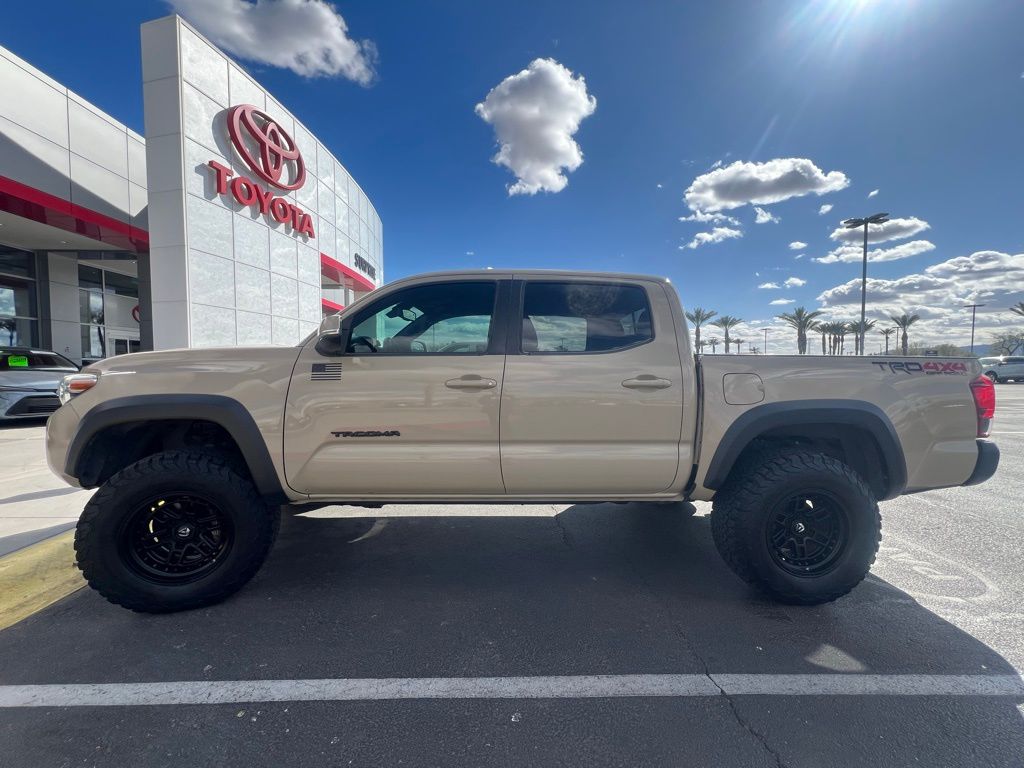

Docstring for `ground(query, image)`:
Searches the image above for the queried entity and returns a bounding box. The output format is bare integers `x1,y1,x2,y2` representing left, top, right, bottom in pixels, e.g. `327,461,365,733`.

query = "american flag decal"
311,362,343,381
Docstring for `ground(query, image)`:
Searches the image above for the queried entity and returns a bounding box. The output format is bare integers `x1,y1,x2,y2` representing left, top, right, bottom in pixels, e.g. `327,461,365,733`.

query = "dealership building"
0,14,382,363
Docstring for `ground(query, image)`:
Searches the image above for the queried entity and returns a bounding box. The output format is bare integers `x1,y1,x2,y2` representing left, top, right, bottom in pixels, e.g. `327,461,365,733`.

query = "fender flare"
65,394,286,501
702,399,907,500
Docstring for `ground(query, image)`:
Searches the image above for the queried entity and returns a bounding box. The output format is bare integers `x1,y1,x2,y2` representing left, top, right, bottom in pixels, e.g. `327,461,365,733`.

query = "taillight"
969,374,995,438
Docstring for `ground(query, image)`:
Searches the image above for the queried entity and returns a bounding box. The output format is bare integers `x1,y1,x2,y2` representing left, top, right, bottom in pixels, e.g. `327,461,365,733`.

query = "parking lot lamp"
843,212,890,355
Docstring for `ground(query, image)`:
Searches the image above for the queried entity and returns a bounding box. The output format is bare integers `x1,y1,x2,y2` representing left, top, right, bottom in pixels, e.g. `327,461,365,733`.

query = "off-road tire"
75,451,279,613
710,449,881,605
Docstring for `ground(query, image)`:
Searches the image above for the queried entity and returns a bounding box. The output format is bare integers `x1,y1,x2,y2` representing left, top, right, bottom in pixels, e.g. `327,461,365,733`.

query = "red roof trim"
0,174,149,253
319,252,375,292
321,297,345,311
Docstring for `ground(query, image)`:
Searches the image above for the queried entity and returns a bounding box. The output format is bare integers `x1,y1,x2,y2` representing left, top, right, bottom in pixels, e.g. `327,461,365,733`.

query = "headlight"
58,373,99,404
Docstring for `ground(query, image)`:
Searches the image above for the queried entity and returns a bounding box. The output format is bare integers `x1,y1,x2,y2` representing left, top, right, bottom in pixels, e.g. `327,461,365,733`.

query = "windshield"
0,350,77,371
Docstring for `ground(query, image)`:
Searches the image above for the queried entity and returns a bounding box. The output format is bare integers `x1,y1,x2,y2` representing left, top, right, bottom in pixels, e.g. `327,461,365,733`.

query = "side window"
346,281,496,354
521,282,653,354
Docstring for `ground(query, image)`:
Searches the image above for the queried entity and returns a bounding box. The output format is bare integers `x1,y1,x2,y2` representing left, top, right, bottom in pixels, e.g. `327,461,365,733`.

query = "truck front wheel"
710,450,880,605
75,451,279,613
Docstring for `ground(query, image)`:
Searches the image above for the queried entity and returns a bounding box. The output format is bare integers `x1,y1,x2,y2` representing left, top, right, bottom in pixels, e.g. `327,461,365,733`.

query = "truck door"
284,279,509,497
499,278,684,495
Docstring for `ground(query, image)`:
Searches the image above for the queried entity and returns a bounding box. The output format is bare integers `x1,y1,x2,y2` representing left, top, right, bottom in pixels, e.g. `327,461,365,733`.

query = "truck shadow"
0,502,1021,765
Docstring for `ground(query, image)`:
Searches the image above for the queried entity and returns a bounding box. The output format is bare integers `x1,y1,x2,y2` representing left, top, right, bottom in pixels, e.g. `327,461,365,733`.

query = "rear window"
522,281,653,354
0,351,77,371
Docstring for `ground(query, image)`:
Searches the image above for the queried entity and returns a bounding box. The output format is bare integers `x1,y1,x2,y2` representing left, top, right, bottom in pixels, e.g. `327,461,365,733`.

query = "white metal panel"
191,302,236,347
234,262,271,314
179,26,229,106
68,97,129,178
233,214,270,268
0,115,72,199
69,153,130,222
236,310,272,345
188,250,235,309
186,194,232,256
0,53,69,147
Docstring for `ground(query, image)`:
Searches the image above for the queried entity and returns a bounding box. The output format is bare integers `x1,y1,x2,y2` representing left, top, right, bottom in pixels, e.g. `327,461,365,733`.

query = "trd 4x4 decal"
872,360,969,376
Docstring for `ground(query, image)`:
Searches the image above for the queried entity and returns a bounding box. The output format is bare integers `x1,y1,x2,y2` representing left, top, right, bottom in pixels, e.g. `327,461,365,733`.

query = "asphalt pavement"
1,386,1023,766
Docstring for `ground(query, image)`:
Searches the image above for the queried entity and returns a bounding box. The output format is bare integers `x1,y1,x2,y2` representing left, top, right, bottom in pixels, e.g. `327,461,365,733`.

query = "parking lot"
0,386,1022,767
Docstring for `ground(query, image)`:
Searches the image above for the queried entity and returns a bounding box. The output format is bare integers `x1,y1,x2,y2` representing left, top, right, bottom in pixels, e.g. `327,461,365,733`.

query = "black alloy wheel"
766,491,849,577
121,493,233,583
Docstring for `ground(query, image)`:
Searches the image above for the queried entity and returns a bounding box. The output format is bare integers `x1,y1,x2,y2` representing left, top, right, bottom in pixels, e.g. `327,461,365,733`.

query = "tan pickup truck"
46,270,999,612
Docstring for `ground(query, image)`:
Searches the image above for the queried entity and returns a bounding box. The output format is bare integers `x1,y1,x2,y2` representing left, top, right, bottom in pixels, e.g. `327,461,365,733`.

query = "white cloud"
679,210,741,226
682,226,743,250
868,189,879,198
466,251,475,256
830,216,930,245
789,241,807,250
683,157,849,212
819,203,833,215
784,277,807,288
758,281,781,289
770,298,795,305
816,250,1024,346
169,0,377,82
656,183,663,189
794,253,805,260
475,58,597,195
814,239,936,264
754,206,780,224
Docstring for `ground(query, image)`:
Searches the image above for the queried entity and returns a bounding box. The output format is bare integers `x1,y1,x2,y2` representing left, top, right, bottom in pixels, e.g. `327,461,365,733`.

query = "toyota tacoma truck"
45,270,1000,612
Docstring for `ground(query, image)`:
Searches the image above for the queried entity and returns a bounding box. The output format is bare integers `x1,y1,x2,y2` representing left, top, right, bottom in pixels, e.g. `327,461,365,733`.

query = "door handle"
445,375,498,390
622,375,672,390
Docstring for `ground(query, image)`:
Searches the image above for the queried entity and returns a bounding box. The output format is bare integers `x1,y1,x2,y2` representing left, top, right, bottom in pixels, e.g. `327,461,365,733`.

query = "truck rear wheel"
75,451,279,613
710,450,880,605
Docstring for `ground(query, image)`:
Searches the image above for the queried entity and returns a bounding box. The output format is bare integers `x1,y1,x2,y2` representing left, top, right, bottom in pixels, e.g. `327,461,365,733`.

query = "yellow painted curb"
0,531,84,631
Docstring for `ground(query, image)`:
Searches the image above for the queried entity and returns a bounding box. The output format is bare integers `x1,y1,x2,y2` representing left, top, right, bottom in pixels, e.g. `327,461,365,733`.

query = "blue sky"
3,0,1022,351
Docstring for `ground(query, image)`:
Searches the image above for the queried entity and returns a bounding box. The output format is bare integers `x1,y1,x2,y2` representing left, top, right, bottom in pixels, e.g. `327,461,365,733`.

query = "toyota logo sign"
226,104,306,191
207,104,316,238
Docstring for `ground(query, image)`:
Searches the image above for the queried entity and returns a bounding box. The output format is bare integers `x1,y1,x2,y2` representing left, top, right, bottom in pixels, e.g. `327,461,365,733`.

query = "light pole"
761,327,769,354
963,303,985,354
843,212,890,356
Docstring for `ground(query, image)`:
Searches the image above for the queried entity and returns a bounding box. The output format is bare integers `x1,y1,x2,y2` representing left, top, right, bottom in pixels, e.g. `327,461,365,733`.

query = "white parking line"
1,674,1023,708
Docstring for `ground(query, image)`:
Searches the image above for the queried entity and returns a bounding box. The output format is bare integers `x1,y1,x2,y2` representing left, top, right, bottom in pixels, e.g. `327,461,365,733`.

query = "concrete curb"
0,530,84,631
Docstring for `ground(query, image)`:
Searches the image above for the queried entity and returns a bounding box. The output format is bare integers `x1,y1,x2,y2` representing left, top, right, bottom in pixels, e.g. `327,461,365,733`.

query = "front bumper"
0,389,61,419
963,439,999,486
45,402,84,488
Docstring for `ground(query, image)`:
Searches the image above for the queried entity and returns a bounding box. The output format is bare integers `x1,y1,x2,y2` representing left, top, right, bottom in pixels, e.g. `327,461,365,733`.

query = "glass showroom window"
0,248,38,347
78,264,140,360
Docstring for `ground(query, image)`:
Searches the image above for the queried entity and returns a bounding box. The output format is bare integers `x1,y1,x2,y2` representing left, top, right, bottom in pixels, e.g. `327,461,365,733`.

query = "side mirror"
318,314,341,336
314,314,350,356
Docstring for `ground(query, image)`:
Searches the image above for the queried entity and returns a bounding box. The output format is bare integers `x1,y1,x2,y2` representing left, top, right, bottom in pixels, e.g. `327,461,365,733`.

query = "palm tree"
712,315,742,353
707,336,721,353
839,322,855,355
1010,302,1024,318
696,339,708,354
750,345,760,355
850,319,877,355
891,312,921,355
776,307,824,355
879,327,896,354
733,338,744,354
685,307,718,352
821,326,827,355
